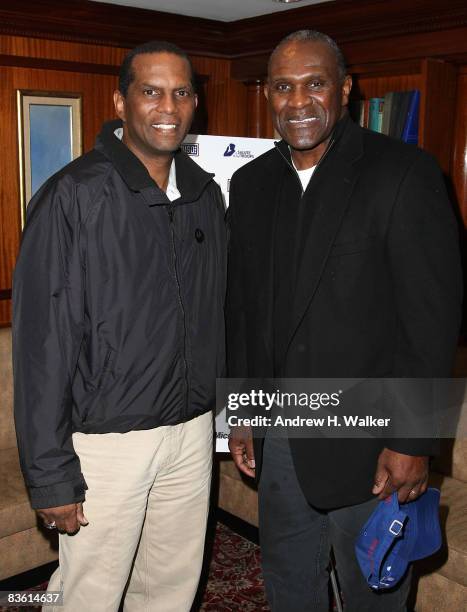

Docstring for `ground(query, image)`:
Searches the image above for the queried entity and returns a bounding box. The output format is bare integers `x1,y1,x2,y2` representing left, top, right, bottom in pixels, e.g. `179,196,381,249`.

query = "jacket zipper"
167,204,189,419
275,137,336,198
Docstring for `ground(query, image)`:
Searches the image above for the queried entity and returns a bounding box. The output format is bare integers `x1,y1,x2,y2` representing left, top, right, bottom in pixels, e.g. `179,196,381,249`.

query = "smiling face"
265,40,352,168
114,51,197,163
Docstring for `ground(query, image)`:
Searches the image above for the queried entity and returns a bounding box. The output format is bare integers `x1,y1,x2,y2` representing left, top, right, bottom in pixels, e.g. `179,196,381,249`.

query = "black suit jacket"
226,116,463,509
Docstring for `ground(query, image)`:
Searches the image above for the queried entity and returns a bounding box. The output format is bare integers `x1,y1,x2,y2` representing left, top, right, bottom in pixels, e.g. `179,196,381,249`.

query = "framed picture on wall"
17,90,82,227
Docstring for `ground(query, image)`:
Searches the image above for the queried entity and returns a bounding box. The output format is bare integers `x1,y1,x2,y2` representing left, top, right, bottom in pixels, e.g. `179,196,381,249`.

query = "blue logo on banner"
224,143,236,157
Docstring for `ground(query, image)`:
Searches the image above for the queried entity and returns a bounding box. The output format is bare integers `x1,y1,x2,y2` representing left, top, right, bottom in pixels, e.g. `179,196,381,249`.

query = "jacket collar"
273,113,363,169
94,119,214,203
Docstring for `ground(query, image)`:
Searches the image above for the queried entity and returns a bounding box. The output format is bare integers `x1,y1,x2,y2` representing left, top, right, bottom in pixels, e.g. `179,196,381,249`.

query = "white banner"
182,133,275,208
182,134,276,451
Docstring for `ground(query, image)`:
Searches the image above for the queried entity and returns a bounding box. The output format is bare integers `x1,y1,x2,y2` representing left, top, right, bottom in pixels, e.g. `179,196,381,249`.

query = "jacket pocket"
329,236,375,257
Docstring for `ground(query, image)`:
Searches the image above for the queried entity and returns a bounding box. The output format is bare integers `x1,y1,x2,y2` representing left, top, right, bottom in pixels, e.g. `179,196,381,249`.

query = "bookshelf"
345,58,457,174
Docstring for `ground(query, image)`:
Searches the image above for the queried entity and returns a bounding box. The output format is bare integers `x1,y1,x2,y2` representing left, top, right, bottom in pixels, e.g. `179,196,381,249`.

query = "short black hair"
269,30,347,82
119,40,195,97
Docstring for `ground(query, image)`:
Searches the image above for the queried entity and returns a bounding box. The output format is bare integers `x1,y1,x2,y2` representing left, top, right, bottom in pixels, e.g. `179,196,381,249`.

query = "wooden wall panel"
0,64,118,324
419,59,458,174
350,74,422,101
227,0,467,60
2,0,466,61
192,55,243,136
0,34,126,66
245,81,274,139
224,78,249,137
342,28,467,68
0,66,18,297
246,82,263,138
0,300,11,328
0,0,227,56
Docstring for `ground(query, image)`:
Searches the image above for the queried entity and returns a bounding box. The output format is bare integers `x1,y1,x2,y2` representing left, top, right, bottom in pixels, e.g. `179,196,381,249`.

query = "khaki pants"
46,411,213,612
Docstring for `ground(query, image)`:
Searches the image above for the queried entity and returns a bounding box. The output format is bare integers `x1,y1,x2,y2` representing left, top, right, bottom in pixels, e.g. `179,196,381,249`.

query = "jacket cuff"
29,474,88,510
385,438,440,457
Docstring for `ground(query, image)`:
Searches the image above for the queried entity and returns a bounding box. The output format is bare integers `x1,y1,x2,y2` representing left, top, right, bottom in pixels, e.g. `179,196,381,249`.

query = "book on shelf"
369,97,384,133
381,92,394,135
348,99,370,130
388,91,403,137
348,90,420,144
401,90,420,145
391,91,413,140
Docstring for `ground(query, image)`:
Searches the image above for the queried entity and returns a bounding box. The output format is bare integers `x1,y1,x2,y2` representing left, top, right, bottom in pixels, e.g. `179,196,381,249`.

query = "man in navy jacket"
14,41,226,612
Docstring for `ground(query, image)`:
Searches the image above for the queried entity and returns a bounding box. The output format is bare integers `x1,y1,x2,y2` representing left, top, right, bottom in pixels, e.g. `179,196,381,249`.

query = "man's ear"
194,93,198,109
341,75,352,107
264,84,269,102
113,90,126,122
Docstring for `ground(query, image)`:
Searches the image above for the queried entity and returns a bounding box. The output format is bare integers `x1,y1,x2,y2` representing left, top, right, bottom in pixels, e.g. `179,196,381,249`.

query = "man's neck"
144,156,173,192
122,137,173,192
290,137,329,171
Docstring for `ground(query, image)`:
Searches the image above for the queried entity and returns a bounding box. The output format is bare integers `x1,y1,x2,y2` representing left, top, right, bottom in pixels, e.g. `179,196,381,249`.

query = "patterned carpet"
199,522,270,611
0,521,270,612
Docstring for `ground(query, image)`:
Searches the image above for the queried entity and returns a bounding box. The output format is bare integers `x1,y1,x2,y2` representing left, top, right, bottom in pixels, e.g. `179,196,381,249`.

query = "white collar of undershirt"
291,157,316,192
289,148,316,191
165,159,180,202
114,127,181,201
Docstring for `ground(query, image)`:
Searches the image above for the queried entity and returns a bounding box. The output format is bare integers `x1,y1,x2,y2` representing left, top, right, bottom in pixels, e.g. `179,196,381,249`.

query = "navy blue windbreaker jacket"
13,120,227,509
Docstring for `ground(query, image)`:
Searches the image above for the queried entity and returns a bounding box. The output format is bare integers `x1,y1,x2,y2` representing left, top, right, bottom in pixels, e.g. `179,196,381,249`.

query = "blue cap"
355,488,442,590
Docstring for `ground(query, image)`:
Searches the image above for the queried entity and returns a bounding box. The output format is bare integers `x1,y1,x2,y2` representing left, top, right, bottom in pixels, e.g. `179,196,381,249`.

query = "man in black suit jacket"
226,30,462,611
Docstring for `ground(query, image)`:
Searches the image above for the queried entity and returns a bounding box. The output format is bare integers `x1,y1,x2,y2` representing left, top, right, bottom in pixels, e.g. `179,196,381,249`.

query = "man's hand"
228,425,256,478
372,448,429,503
37,502,89,535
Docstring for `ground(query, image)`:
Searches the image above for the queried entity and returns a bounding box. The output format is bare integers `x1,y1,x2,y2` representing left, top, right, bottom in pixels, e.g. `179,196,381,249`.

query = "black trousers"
258,431,412,612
